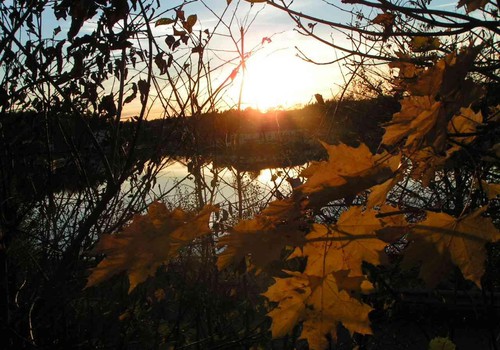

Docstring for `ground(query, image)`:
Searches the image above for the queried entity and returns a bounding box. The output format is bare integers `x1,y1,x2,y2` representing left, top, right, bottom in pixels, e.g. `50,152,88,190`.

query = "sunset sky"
139,0,355,115
189,1,349,111
13,0,463,116
146,0,460,113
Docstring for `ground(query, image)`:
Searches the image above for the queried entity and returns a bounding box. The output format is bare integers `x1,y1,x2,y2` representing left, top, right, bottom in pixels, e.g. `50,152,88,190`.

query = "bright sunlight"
234,52,326,111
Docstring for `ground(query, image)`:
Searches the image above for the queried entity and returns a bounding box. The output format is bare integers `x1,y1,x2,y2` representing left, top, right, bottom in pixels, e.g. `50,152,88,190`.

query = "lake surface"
149,159,308,216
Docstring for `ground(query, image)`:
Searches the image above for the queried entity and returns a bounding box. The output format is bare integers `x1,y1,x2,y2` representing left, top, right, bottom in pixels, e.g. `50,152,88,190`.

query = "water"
149,159,307,217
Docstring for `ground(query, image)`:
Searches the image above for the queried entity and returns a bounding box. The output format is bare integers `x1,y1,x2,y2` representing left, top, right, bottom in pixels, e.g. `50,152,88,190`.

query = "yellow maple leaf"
398,107,481,186
447,106,482,154
408,59,446,97
263,272,372,349
408,52,456,97
298,142,400,209
264,272,311,338
382,96,443,151
217,199,305,270
86,202,216,292
366,177,399,209
389,60,419,79
408,47,482,102
403,207,500,288
389,51,426,84
331,269,374,293
386,55,484,155
295,207,389,277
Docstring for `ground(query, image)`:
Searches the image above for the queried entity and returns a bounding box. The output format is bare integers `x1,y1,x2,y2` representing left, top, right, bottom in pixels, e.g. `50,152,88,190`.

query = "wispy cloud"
432,2,457,8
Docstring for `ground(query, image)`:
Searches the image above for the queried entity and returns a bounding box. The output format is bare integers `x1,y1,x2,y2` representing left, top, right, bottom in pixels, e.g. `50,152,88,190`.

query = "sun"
222,44,341,111
238,53,313,111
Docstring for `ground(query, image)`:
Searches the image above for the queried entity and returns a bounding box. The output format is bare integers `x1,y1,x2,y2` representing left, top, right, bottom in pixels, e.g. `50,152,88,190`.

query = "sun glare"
257,168,273,185
239,54,313,111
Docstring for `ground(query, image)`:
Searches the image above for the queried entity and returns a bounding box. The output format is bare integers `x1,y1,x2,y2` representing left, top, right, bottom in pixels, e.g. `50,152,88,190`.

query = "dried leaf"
372,13,395,26
154,53,168,75
263,272,372,349
315,93,325,105
382,96,443,151
217,199,305,270
98,93,117,117
298,142,400,209
183,14,197,33
176,9,185,21
155,18,175,26
123,82,137,105
403,207,500,288
86,202,216,292
366,177,397,209
457,0,489,12
299,207,389,277
410,36,441,52
447,107,482,152
173,28,186,37
138,79,149,104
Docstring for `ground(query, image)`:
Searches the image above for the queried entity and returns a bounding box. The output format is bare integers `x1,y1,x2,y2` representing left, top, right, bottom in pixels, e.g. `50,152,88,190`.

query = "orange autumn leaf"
301,274,372,350
447,106,482,154
331,269,374,294
407,47,481,100
403,207,500,288
86,202,216,292
365,177,399,209
263,271,372,349
407,52,455,98
217,199,305,270
292,207,390,278
298,142,400,209
389,60,419,79
382,96,443,151
263,272,311,338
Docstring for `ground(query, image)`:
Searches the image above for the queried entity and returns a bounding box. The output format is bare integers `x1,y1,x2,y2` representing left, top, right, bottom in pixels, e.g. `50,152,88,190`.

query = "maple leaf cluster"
212,44,499,348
